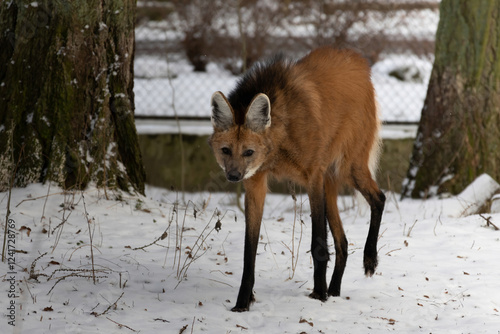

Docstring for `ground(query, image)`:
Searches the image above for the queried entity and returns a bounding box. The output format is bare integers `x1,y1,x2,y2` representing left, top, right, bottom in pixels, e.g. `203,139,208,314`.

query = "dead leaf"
43,306,53,312
299,318,314,327
20,226,31,236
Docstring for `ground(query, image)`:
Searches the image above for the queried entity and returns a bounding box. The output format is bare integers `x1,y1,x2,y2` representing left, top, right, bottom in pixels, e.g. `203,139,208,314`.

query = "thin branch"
133,230,168,250
94,292,125,317
82,193,96,284
479,213,499,230
15,191,67,208
30,252,48,281
106,317,139,332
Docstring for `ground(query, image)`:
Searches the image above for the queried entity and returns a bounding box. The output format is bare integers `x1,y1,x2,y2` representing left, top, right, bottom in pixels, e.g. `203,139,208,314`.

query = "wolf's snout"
226,170,242,182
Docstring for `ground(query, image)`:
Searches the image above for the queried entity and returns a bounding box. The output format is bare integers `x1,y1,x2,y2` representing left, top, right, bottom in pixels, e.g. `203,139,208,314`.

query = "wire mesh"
134,0,440,124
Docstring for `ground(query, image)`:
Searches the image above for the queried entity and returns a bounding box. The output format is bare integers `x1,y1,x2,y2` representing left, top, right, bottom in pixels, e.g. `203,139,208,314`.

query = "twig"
133,230,168,250
434,215,443,236
30,252,48,280
82,193,96,284
385,248,401,256
24,278,36,304
47,271,108,295
176,207,220,284
176,201,199,278
106,317,138,332
47,268,109,281
94,292,124,317
153,318,170,323
40,182,52,224
479,213,499,230
406,220,418,237
206,278,233,287
68,244,103,261
51,191,76,253
190,316,195,334
15,191,68,208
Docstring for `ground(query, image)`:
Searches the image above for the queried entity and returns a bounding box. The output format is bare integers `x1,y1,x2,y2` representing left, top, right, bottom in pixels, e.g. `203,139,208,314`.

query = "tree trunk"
402,0,500,198
0,1,145,193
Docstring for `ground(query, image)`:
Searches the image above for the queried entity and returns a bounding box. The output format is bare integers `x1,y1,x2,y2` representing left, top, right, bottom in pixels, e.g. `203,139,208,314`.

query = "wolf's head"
208,91,271,182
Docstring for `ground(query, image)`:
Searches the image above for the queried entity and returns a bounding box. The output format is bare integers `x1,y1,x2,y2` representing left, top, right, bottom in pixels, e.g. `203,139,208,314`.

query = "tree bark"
402,0,500,198
0,1,145,193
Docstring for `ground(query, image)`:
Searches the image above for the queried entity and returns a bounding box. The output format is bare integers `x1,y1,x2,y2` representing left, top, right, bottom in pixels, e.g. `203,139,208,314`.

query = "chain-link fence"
134,0,439,124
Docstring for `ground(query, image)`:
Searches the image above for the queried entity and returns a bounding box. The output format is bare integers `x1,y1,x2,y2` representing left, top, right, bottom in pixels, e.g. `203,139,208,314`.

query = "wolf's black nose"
227,170,242,182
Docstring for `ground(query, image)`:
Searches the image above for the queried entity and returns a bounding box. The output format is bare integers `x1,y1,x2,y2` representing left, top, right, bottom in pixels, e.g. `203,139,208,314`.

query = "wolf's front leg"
307,175,329,301
232,172,267,312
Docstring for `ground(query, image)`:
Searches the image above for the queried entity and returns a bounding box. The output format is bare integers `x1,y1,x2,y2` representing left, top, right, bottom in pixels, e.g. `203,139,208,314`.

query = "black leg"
231,172,267,312
308,179,329,301
363,190,385,276
232,232,259,312
325,176,348,297
351,167,385,276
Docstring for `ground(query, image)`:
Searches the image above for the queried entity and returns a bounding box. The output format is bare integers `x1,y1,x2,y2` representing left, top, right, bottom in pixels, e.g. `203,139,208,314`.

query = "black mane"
228,54,294,125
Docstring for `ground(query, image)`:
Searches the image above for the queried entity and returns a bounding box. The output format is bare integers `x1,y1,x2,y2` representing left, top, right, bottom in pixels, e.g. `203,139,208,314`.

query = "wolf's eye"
243,149,254,157
221,147,232,155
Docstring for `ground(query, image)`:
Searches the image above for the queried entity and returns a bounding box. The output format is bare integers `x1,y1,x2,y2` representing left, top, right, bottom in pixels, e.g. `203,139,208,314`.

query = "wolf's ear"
245,93,271,132
211,91,234,131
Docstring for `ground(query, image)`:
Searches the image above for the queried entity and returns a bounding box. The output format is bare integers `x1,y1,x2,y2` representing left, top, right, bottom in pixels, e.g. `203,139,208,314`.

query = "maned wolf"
208,47,385,312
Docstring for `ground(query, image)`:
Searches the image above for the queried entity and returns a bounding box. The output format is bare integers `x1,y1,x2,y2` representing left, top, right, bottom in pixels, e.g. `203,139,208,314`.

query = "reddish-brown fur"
209,47,385,312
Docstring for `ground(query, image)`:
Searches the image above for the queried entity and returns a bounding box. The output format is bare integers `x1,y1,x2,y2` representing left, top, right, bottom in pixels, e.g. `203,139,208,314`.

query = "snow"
491,195,500,214
2,179,500,333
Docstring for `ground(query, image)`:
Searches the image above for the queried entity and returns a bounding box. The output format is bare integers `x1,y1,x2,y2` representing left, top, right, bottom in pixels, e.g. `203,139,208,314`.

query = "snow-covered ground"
2,178,500,333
